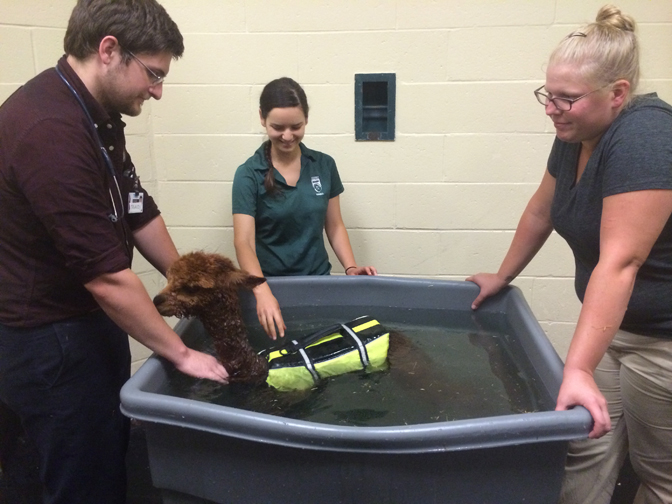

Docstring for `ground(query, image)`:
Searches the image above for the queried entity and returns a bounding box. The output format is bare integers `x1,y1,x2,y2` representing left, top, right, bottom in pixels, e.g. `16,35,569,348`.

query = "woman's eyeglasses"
534,84,609,111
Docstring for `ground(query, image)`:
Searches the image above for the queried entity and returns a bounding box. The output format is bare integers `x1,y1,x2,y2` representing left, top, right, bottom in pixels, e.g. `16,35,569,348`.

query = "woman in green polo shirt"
233,77,377,340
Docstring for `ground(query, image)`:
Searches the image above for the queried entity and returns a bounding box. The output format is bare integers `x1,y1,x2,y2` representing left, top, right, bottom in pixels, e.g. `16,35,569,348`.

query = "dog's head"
153,251,266,318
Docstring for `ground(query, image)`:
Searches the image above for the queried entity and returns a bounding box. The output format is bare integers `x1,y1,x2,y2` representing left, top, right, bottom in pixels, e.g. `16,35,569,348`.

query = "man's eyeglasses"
125,49,165,86
534,84,609,111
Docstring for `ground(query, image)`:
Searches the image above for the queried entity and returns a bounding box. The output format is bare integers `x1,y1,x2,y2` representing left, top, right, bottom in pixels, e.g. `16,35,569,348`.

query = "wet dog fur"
153,252,435,397
153,251,269,384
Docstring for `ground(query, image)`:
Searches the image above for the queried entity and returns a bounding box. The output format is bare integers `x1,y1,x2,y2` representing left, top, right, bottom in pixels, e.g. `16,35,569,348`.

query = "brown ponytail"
262,140,279,195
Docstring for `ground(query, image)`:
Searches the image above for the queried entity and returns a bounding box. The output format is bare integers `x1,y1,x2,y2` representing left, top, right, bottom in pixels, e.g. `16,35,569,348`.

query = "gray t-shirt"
548,93,672,338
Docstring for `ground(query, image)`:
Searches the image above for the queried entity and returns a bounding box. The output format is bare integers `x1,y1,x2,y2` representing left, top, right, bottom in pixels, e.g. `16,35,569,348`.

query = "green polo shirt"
232,142,344,277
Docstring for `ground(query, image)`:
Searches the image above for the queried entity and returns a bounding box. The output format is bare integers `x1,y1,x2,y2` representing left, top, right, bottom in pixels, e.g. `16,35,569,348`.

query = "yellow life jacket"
261,316,390,392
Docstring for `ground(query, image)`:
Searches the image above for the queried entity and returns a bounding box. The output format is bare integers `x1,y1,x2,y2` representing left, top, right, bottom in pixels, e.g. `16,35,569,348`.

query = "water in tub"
160,306,554,427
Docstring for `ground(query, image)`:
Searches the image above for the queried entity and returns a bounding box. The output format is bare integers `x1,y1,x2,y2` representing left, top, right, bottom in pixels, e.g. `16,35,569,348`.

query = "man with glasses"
126,48,167,86
0,1,228,502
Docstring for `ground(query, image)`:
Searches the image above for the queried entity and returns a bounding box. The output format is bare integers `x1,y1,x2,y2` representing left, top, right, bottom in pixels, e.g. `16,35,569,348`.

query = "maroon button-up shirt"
0,57,160,327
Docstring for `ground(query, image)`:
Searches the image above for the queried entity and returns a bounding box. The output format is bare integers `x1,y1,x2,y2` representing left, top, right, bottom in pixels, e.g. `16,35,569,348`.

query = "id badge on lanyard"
124,153,143,214
128,192,144,214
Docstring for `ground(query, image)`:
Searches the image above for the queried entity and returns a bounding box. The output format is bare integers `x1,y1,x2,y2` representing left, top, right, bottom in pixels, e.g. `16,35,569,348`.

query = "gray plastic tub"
120,276,592,504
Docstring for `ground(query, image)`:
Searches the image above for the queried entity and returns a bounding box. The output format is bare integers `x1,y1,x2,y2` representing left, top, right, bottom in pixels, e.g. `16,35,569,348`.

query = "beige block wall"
2,0,671,373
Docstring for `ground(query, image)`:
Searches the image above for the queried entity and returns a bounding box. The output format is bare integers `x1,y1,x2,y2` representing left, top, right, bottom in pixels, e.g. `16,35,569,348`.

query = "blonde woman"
468,5,672,503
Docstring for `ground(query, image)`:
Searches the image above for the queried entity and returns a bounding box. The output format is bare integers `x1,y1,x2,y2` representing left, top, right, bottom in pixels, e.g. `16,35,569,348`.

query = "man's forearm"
85,268,189,364
133,215,179,276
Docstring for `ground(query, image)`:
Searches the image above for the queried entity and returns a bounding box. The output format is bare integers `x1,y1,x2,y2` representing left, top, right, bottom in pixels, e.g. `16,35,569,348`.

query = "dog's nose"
153,293,167,307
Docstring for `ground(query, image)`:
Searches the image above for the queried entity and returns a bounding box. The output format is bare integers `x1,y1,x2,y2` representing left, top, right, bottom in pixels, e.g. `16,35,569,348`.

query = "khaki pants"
558,330,672,504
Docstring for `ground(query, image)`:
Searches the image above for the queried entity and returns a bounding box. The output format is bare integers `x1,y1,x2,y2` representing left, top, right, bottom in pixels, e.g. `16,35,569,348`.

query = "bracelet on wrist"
345,266,357,274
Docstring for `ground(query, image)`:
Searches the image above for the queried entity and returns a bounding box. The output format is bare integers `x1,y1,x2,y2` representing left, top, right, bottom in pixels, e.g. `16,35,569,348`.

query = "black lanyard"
55,66,124,223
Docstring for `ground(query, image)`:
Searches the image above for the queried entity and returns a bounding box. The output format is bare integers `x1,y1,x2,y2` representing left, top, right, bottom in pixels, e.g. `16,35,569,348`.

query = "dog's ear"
243,275,267,290
227,270,266,291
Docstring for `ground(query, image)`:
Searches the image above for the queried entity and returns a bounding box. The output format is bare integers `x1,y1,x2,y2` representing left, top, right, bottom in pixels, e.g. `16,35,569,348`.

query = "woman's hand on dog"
174,349,230,383
253,284,286,340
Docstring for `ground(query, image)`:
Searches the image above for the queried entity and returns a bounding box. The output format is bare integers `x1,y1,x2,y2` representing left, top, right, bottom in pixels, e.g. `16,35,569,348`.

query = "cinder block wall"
2,0,672,372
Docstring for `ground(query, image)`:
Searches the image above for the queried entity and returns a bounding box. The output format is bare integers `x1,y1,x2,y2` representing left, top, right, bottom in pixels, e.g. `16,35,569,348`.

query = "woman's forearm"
326,222,357,269
496,206,553,283
564,261,638,374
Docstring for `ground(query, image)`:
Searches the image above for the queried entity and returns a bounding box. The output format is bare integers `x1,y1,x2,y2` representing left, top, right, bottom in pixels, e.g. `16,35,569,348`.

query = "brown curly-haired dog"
153,251,269,384
152,252,438,399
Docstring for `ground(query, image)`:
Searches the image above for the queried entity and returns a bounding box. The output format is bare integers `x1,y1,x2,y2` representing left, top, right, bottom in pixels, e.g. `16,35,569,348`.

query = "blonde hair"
549,5,639,99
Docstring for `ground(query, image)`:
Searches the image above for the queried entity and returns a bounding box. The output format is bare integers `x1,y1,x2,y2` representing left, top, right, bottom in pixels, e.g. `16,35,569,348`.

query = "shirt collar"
56,55,114,129
298,142,317,162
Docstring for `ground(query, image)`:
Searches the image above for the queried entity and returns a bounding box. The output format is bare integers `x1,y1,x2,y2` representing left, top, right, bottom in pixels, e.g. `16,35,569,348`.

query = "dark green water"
160,306,554,427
